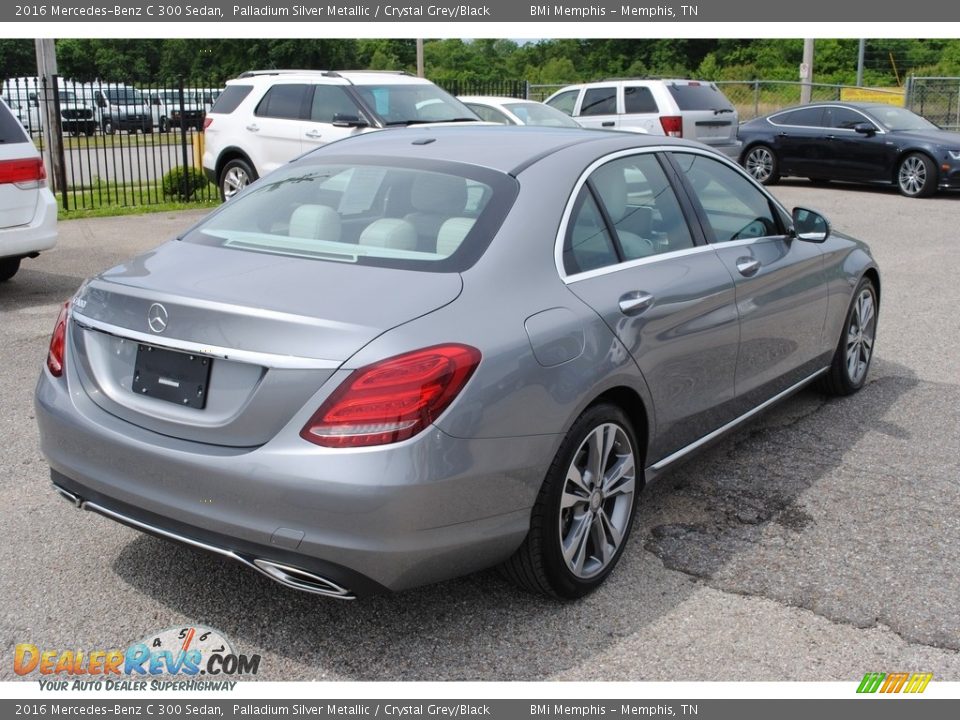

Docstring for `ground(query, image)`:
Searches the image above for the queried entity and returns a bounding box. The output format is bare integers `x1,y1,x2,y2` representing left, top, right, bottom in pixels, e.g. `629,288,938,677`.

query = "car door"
574,85,620,130
248,83,310,176
560,151,741,462
301,84,369,152
768,106,829,177
668,151,828,414
620,84,662,134
823,106,893,181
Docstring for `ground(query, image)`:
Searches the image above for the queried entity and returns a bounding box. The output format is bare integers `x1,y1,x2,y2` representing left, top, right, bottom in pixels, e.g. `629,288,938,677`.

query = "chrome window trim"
73,312,341,370
767,104,886,135
555,145,792,284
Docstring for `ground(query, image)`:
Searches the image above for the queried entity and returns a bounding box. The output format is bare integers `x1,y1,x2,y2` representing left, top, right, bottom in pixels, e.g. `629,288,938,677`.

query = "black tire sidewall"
747,145,779,185
899,153,936,198
540,404,641,599
836,278,878,393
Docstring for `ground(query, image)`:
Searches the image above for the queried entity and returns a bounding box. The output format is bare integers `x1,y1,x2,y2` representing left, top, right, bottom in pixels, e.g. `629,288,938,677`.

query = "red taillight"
202,117,213,130
660,115,683,138
301,344,481,448
46,301,70,378
0,157,46,188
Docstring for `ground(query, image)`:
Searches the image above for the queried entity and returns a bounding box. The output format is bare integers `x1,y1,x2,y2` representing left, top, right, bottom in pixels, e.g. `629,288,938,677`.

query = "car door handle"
736,257,761,277
245,124,259,132
777,131,788,137
602,121,615,127
618,291,654,316
305,130,322,139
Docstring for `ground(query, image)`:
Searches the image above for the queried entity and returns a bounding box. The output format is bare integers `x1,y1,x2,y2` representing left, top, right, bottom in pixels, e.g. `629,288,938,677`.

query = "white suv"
0,97,57,282
545,79,741,158
203,70,481,200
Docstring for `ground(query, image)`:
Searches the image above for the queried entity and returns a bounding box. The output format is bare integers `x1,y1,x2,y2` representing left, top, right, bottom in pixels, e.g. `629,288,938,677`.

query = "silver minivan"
546,79,741,158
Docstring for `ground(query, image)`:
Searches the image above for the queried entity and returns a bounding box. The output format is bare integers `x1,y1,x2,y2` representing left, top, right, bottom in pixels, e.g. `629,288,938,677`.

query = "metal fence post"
50,76,68,210
178,80,190,200
753,80,760,118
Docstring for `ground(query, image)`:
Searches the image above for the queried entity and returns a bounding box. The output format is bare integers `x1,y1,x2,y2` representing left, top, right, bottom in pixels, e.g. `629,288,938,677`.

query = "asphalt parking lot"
2,182,959,682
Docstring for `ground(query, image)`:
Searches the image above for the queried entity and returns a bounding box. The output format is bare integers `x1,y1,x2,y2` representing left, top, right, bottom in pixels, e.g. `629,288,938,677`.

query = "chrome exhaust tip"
53,484,82,508
251,558,355,599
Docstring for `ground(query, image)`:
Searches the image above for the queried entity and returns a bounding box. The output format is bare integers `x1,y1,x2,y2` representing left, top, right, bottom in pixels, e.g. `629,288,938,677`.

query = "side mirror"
331,113,368,128
854,122,877,136
792,207,830,243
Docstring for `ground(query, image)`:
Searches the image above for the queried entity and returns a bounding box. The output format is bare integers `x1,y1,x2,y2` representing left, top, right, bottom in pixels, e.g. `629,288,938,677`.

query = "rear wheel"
102,118,115,135
897,153,937,198
0,257,22,282
501,404,641,599
744,145,780,185
219,158,257,201
820,277,878,396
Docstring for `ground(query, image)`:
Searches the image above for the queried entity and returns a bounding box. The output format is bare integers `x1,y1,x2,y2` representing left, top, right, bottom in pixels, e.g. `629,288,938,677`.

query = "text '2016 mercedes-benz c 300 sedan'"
36,127,880,600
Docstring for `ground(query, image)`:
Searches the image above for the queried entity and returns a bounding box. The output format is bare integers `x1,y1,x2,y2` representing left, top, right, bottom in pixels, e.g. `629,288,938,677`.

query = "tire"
219,158,257,201
501,403,641,599
102,118,115,135
159,117,169,133
897,153,937,198
143,125,153,135
820,277,878,396
744,144,780,185
0,257,22,282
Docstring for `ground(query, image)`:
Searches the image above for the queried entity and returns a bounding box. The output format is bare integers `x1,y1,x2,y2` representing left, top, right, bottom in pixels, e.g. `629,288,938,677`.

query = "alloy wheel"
222,166,250,200
745,147,775,183
558,423,636,579
846,287,876,385
898,155,927,196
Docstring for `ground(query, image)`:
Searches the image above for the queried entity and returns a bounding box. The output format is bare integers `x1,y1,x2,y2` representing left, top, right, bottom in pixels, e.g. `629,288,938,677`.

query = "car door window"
770,107,825,127
672,153,783,242
309,85,361,123
825,106,870,130
624,86,658,114
255,84,308,120
546,90,579,116
580,87,617,116
589,154,694,259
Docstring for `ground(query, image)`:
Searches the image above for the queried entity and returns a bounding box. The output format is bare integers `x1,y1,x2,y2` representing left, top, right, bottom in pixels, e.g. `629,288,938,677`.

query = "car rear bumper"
35,363,552,595
0,188,57,259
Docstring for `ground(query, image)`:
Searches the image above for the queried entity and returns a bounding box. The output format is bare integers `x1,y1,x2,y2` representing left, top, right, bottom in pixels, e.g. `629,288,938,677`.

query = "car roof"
299,125,704,174
230,70,431,86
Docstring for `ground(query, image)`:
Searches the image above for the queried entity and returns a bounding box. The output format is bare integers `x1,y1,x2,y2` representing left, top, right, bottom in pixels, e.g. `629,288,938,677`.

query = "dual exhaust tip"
53,484,355,600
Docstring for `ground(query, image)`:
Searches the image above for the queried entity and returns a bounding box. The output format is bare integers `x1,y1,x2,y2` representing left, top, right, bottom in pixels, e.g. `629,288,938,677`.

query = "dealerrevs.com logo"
15,626,260,691
857,672,933,694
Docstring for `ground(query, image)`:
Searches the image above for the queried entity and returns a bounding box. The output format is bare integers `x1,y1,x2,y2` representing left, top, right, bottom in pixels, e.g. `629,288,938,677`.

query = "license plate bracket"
132,344,212,409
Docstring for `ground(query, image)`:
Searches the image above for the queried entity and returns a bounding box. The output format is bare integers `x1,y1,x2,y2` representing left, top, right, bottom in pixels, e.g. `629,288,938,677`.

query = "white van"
1,77,97,136
81,83,153,135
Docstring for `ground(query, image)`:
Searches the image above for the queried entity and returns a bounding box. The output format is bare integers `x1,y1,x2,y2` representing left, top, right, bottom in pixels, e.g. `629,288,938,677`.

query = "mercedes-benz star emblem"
147,303,168,334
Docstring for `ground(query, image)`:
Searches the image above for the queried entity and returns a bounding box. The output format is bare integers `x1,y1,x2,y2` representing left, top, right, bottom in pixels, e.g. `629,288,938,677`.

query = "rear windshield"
211,85,252,114
182,158,517,273
667,83,735,112
0,100,28,143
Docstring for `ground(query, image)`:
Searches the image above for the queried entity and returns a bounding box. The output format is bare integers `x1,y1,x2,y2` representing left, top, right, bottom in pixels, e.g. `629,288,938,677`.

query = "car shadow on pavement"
111,358,958,680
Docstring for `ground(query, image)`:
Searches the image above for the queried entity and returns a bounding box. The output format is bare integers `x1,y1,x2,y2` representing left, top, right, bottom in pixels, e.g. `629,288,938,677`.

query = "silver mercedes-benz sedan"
35,127,879,600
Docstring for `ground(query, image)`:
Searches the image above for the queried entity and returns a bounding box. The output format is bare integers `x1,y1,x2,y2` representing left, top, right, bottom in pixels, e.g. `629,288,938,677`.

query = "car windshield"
182,159,516,272
867,106,938,132
353,84,479,125
502,101,580,127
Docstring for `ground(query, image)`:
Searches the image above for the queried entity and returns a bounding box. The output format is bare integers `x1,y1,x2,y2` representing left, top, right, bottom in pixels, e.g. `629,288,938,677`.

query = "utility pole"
800,38,815,104
856,39,866,87
34,38,65,195
416,39,424,78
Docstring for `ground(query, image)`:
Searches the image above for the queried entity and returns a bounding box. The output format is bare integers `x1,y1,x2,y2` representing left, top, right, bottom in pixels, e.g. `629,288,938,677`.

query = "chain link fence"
905,77,960,131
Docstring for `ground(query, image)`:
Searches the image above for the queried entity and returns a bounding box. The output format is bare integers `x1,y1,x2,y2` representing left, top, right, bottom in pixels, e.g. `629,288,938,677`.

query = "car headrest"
359,219,418,251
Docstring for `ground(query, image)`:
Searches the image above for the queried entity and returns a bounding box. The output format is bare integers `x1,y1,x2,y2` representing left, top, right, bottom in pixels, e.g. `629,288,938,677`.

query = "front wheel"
219,158,257,201
744,145,780,185
897,153,937,198
0,257,21,282
501,404,641,599
820,277,878,396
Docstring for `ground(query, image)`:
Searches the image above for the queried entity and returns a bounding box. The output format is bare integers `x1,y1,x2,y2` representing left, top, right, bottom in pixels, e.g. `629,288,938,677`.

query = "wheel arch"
584,385,651,468
862,266,881,306
215,147,257,183
893,148,937,184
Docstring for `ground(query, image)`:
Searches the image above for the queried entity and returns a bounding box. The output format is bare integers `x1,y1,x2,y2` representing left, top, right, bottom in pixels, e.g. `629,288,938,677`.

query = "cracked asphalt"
2,182,958,682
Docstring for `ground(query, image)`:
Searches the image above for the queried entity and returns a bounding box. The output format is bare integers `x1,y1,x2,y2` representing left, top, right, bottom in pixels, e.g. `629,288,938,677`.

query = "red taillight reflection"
660,115,683,137
202,117,213,130
301,344,481,448
0,157,46,187
46,301,70,378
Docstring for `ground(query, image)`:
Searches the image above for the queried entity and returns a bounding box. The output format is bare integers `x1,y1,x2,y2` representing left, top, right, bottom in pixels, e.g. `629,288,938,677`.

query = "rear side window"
770,107,824,127
624,86,658,114
667,83,734,112
211,85,251,114
255,85,309,120
182,159,517,273
0,101,28,143
580,87,617,116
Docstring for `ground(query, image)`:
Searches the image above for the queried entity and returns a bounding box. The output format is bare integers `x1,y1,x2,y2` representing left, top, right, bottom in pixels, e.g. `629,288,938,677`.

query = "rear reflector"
660,116,683,138
46,301,70,378
0,157,46,188
301,344,481,448
203,117,213,130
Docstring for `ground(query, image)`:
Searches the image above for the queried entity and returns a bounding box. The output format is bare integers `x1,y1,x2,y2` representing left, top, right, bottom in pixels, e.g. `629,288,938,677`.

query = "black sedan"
738,102,960,197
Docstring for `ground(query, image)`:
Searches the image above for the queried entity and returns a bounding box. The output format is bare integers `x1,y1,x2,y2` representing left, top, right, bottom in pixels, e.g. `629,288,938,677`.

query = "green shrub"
162,166,208,201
